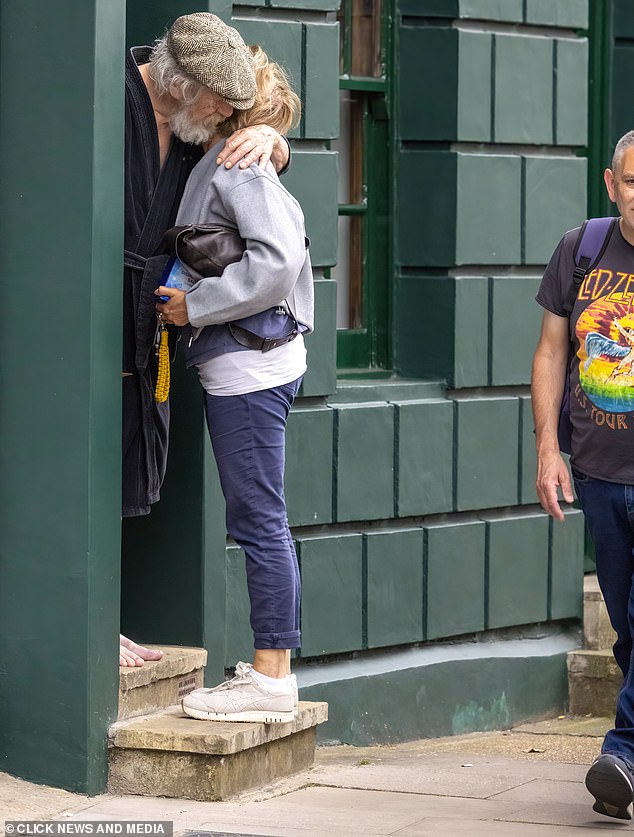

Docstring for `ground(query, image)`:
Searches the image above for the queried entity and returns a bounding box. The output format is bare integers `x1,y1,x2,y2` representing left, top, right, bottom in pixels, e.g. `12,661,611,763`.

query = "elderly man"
120,12,290,666
532,130,634,820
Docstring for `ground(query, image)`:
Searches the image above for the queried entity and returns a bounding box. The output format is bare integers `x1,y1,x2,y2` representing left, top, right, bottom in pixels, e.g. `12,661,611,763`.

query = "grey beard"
169,106,222,145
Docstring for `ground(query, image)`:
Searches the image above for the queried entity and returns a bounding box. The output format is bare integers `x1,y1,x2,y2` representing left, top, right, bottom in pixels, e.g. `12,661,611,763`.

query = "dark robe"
122,46,202,516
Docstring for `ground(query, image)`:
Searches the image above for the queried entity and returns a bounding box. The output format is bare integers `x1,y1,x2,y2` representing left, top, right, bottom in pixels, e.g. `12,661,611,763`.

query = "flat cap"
167,13,256,110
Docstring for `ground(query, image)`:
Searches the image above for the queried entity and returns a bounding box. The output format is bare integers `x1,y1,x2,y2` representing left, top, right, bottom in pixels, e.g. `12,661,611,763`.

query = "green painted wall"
0,0,125,793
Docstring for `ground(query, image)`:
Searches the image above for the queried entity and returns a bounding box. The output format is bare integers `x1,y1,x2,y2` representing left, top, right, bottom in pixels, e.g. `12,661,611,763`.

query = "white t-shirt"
196,335,307,397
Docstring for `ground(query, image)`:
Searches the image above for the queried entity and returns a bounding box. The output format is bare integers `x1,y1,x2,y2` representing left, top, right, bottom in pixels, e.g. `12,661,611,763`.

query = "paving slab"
397,820,606,835
173,785,525,833
0,771,90,822
308,752,587,797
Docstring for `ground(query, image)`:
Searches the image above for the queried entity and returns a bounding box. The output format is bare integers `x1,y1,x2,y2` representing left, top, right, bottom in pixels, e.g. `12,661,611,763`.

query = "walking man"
532,130,634,820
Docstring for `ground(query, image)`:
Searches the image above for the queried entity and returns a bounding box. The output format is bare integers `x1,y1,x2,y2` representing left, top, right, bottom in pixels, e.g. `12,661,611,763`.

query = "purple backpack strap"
563,217,617,315
572,216,618,283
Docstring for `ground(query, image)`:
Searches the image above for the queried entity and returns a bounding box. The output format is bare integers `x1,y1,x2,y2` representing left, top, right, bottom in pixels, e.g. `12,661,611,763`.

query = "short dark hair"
612,131,634,171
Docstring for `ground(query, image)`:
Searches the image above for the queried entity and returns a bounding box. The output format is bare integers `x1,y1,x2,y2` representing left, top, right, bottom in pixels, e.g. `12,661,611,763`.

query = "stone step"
583,574,616,651
108,700,328,801
567,648,621,716
118,646,207,720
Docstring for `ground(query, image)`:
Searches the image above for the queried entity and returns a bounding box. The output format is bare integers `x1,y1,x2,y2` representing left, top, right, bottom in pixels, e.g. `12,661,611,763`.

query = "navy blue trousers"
573,468,634,766
204,377,302,650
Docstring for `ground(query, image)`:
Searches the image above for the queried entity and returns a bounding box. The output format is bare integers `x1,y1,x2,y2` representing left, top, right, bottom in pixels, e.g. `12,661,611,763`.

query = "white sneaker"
290,672,298,708
182,661,295,723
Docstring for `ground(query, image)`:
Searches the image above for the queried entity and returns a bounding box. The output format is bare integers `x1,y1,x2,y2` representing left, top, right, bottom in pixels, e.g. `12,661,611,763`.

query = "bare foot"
119,634,164,667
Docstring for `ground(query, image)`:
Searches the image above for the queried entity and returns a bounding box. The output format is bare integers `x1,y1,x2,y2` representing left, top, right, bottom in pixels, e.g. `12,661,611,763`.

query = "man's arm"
215,124,290,173
531,310,575,521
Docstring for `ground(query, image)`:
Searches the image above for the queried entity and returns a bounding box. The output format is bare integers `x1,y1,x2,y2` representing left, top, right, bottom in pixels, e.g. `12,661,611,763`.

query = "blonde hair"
217,46,301,136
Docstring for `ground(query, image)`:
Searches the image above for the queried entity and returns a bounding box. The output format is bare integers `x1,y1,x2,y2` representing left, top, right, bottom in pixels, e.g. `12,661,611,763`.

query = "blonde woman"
156,48,313,722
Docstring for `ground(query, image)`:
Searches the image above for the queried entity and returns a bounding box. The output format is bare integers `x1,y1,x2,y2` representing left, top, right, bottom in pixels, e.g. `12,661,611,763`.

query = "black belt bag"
228,318,299,353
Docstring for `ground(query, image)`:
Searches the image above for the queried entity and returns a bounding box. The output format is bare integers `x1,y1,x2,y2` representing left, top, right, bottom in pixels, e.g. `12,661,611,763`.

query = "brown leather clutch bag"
163,223,245,281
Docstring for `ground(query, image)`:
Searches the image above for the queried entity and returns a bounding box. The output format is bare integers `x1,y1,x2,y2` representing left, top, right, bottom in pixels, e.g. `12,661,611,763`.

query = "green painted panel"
457,30,491,142
550,509,585,621
126,1,208,47
301,279,337,396
555,39,589,146
272,0,340,11
456,154,521,265
486,514,549,629
283,151,338,267
232,19,302,141
525,0,588,28
396,400,454,517
393,276,455,380
335,404,395,522
211,0,233,18
399,28,458,141
494,34,553,144
397,151,457,267
460,0,523,21
366,529,424,648
399,0,458,15
519,395,539,505
615,0,634,37
299,534,363,656
454,277,489,388
524,156,587,265
425,521,486,639
224,545,253,667
285,405,334,526
454,397,520,510
233,18,302,74
490,276,542,385
307,635,572,745
304,23,340,139
121,371,207,646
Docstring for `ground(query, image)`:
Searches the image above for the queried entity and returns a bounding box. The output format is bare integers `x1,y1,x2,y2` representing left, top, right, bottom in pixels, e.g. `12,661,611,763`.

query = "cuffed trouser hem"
254,630,301,650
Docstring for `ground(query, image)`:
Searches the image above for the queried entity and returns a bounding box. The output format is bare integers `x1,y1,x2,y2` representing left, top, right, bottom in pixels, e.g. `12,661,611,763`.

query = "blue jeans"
204,378,302,650
573,468,634,765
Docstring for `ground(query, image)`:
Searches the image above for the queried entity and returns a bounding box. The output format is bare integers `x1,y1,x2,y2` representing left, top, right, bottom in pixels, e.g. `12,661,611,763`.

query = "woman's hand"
155,287,190,326
215,124,289,172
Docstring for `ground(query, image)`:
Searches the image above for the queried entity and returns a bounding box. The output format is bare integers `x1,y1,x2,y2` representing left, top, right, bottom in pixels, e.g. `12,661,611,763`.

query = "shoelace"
206,661,254,693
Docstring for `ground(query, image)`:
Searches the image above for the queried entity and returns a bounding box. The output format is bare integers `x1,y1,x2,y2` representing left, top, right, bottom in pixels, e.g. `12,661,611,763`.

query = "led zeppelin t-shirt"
536,222,634,483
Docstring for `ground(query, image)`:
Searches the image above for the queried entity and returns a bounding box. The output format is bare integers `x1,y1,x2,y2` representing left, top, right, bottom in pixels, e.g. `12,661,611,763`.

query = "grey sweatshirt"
176,139,314,333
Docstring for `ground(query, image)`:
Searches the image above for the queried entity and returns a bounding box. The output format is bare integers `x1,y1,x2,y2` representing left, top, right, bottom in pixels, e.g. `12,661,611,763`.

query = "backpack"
557,216,618,453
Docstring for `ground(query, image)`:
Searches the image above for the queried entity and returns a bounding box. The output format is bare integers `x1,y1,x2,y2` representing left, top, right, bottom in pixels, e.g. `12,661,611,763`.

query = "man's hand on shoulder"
216,125,289,173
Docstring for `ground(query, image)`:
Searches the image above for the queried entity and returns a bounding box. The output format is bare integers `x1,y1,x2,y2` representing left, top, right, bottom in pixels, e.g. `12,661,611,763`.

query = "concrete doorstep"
0,716,618,836
108,701,328,801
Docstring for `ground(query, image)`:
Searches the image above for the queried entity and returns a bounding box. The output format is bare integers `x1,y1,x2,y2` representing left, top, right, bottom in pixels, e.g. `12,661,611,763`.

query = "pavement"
1,715,629,836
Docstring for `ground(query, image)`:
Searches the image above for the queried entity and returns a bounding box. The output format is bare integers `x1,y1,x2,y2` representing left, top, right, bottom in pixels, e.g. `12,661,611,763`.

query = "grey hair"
612,131,634,172
148,35,207,104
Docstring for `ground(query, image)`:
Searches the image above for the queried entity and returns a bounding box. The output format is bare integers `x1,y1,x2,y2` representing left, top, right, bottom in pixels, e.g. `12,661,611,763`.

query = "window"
331,0,391,371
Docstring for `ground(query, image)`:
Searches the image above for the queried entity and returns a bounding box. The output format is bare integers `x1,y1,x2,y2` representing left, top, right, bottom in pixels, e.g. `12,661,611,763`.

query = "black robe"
122,47,202,516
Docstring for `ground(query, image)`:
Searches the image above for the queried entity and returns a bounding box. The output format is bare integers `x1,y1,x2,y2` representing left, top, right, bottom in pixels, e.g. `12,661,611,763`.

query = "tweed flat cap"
167,13,256,110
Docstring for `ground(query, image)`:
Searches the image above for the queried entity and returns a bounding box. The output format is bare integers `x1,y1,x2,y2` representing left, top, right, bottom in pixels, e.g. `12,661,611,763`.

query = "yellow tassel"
155,326,170,403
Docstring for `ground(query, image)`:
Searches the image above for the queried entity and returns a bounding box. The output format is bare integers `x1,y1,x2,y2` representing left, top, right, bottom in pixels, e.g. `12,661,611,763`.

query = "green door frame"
0,0,125,793
587,0,614,218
